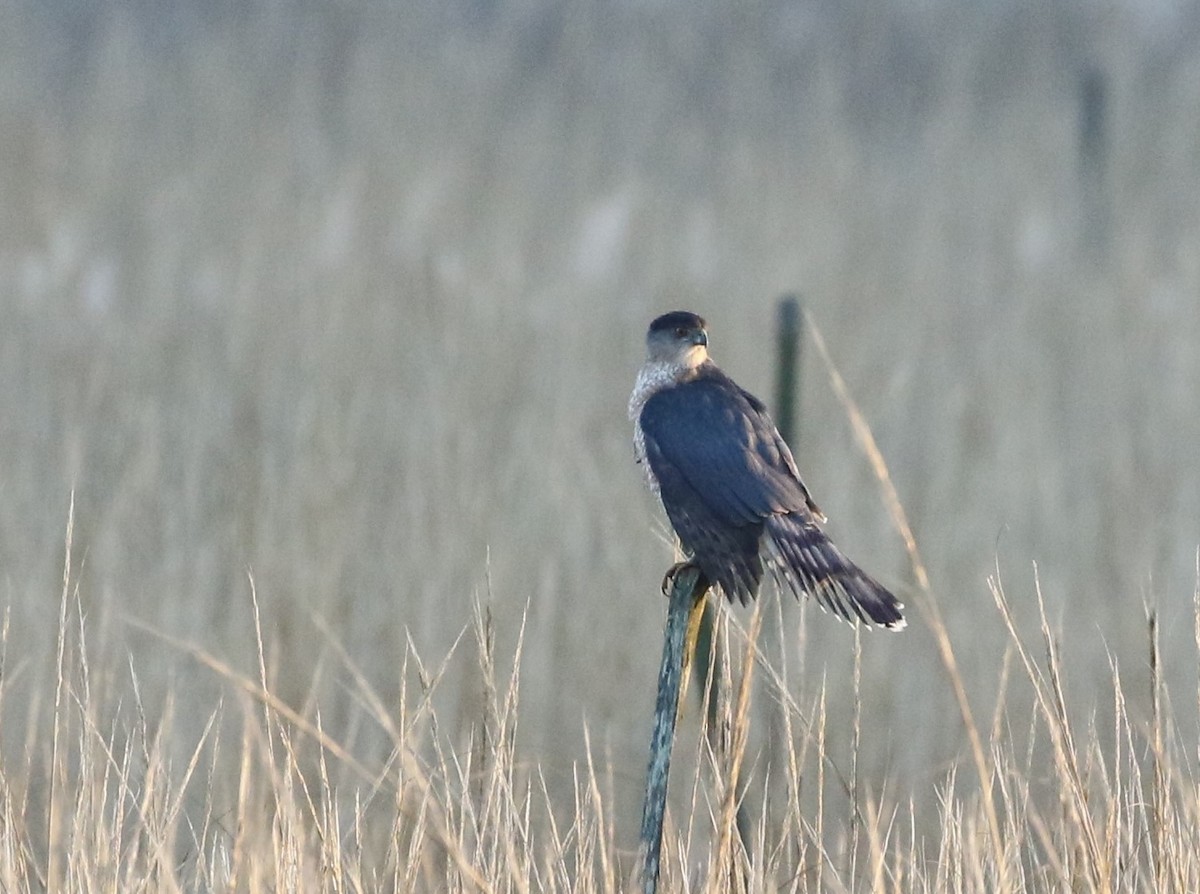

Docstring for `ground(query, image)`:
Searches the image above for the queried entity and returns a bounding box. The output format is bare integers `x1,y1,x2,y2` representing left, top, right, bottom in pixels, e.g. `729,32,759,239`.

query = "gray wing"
639,371,817,602
640,371,815,521
640,369,904,628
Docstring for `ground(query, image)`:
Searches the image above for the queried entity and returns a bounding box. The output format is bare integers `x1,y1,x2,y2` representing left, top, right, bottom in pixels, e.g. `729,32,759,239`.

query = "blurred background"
2,0,1199,845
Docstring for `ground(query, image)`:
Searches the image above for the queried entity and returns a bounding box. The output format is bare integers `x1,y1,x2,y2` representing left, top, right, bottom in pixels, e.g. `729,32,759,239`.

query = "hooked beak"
692,330,708,347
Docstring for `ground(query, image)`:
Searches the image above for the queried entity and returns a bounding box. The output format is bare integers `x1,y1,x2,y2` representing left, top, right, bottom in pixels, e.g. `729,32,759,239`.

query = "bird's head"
645,311,709,368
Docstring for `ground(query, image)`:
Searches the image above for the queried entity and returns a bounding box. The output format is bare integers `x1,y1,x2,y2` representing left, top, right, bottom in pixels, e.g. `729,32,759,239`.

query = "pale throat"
629,345,709,492
627,346,708,419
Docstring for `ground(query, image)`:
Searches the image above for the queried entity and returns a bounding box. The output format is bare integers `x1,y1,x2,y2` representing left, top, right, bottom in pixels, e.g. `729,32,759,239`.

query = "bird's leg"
660,561,691,596
661,561,709,597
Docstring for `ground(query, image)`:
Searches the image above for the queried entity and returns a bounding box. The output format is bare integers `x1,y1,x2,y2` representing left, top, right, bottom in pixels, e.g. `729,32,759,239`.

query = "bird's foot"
661,561,701,597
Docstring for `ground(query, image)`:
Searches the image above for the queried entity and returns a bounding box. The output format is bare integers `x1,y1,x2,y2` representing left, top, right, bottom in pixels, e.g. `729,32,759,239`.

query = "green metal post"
639,566,707,894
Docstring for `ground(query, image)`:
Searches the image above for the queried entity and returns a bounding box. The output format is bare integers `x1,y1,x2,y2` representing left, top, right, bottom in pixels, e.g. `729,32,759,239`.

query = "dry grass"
5,495,1200,890
2,0,1200,890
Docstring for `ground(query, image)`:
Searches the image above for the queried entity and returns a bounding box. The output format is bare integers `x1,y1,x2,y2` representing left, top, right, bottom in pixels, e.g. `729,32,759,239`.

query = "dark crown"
648,311,706,334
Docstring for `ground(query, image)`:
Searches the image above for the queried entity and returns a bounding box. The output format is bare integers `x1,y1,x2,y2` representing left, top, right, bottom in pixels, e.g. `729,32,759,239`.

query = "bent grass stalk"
807,309,1011,890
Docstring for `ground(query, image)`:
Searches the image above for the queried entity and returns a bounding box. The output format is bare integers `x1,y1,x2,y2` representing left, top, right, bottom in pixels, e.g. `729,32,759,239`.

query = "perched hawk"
629,311,905,630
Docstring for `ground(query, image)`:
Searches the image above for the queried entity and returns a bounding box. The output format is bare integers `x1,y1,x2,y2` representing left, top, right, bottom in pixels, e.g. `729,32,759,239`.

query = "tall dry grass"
4,496,1199,890
2,0,1200,889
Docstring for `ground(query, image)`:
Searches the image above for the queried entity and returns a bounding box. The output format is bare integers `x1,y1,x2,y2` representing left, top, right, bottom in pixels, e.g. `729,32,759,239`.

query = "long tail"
765,514,905,630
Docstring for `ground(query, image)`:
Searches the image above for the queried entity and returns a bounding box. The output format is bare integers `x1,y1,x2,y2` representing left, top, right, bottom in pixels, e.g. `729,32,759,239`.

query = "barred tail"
765,514,905,630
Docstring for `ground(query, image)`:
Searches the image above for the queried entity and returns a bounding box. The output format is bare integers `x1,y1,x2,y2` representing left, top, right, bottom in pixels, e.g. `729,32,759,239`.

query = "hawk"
629,311,905,630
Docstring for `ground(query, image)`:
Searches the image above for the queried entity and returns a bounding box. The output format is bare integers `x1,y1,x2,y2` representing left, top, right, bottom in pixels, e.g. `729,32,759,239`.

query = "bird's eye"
675,327,688,338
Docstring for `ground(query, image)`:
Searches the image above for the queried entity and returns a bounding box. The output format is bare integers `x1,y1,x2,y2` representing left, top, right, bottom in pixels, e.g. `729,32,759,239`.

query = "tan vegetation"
1,1,1199,889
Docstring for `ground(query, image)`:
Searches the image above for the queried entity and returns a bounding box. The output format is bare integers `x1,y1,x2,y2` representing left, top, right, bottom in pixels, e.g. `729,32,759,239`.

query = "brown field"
2,1,1199,889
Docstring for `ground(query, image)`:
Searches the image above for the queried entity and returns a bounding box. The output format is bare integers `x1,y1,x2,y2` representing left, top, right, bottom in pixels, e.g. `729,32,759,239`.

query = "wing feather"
639,368,816,602
636,364,904,629
639,370,814,523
